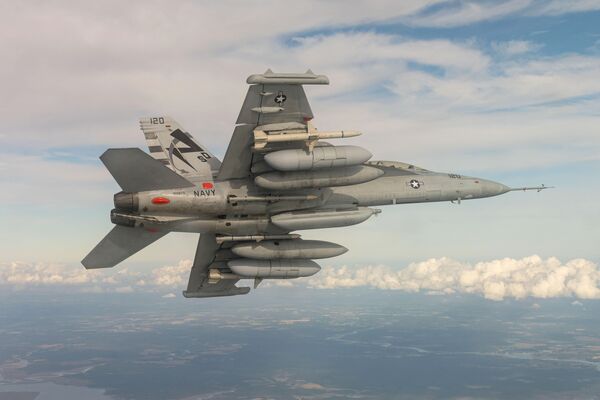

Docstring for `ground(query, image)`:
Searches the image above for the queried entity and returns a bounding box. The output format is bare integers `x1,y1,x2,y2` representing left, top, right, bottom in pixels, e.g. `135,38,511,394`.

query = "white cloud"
308,256,600,301
0,261,188,292
292,36,600,170
296,382,327,390
291,33,490,73
2,2,597,153
3,256,600,302
114,285,134,294
406,0,533,27
0,6,598,179
405,0,600,27
383,54,600,113
1,261,98,286
260,280,296,288
151,260,192,286
162,293,177,298
531,0,600,16
492,40,542,56
0,1,443,149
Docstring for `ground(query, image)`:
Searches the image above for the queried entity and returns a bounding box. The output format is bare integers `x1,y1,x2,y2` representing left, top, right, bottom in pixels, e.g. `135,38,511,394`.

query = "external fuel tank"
271,207,380,231
231,239,347,260
255,165,383,190
227,259,321,278
264,145,372,171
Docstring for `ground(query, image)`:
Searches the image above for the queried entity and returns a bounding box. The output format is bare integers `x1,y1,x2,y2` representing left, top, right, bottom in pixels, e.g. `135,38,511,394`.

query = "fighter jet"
82,70,550,298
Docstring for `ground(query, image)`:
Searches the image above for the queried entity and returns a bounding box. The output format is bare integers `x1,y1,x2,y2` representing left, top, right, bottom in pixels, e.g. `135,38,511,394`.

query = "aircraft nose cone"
480,179,510,197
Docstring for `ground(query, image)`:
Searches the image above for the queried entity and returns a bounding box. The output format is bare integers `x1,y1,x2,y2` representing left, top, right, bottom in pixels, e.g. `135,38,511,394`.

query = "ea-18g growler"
82,70,549,298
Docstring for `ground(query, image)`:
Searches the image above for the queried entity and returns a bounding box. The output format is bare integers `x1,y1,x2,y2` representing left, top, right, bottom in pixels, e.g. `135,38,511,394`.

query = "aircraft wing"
183,233,250,298
217,70,329,180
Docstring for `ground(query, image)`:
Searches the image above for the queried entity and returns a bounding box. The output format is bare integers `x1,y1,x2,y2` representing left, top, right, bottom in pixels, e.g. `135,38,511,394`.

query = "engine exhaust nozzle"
113,192,139,211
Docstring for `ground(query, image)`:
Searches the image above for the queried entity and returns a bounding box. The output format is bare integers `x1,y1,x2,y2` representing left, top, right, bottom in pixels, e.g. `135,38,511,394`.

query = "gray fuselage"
117,161,509,236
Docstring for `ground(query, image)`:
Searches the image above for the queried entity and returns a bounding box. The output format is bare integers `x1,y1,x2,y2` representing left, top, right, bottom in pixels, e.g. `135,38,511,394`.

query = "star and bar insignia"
274,91,287,106
409,179,422,189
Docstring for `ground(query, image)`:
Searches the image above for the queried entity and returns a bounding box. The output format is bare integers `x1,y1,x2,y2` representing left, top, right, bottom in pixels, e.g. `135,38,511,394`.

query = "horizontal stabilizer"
100,148,194,192
82,225,167,269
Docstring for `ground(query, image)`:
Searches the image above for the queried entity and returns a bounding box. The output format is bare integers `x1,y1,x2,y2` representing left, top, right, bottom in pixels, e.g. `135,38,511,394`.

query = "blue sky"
0,0,599,299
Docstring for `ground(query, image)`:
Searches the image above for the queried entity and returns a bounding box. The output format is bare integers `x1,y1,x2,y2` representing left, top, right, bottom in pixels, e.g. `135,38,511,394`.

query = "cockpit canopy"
365,160,431,174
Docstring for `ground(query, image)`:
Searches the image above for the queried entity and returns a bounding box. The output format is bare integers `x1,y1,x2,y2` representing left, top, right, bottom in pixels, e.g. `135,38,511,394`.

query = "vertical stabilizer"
140,116,221,179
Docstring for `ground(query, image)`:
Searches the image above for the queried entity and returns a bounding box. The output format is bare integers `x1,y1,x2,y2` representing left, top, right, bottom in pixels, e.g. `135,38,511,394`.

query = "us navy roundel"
409,179,421,189
274,91,287,106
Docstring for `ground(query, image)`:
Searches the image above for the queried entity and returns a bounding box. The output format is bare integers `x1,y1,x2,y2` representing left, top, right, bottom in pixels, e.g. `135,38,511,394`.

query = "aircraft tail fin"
140,116,221,178
82,225,168,269
100,148,195,193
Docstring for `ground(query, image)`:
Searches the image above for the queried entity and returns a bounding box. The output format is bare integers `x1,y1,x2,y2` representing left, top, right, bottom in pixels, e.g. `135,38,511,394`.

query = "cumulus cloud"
3,256,600,301
308,256,600,301
0,260,191,293
1,261,100,286
151,260,191,286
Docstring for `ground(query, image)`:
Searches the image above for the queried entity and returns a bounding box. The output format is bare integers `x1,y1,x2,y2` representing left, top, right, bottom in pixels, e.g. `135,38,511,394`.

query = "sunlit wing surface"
218,70,327,180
